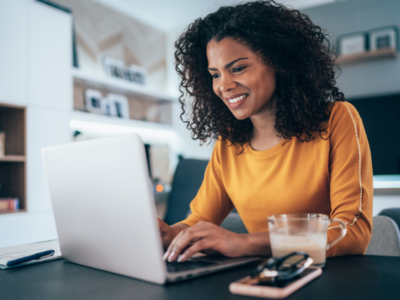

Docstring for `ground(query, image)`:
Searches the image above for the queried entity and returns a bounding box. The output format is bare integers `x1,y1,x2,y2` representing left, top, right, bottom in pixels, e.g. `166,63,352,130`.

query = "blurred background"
0,0,399,247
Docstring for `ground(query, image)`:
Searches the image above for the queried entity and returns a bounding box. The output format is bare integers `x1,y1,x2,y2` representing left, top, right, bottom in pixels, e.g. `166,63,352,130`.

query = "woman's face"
207,37,276,120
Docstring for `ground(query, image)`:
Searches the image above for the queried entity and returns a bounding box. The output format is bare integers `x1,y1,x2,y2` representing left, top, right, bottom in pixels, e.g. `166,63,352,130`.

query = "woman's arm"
327,102,373,257
177,140,235,228
159,140,236,254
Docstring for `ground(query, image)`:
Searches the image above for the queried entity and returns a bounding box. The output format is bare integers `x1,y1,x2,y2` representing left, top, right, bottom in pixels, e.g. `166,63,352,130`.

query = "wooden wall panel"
0,105,26,156
0,162,26,211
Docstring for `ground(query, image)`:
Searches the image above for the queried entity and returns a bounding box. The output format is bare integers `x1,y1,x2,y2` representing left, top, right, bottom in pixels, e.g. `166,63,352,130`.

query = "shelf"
0,209,26,215
71,110,174,131
70,111,176,144
373,175,400,190
72,68,177,104
336,48,398,65
0,155,26,162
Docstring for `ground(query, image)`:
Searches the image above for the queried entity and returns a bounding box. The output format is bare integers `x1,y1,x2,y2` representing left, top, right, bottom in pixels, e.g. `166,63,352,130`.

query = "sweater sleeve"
178,140,234,227
326,102,373,257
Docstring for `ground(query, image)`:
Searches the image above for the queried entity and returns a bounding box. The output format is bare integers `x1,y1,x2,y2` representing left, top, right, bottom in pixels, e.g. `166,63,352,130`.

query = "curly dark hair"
174,0,344,148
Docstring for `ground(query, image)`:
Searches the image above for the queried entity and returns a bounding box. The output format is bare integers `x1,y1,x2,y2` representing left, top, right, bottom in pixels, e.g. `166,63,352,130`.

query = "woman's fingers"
163,221,245,262
165,222,210,262
178,239,216,262
166,231,204,261
163,242,193,260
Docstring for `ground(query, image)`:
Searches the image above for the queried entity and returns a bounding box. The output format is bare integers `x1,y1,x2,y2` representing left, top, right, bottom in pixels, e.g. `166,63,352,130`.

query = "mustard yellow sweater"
180,101,373,257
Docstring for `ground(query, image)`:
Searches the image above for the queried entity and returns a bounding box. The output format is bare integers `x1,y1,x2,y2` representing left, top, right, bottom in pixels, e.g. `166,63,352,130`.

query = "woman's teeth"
228,94,247,103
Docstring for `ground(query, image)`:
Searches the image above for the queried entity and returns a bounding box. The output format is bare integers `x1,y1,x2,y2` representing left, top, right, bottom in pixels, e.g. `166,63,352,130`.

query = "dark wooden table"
1,255,399,300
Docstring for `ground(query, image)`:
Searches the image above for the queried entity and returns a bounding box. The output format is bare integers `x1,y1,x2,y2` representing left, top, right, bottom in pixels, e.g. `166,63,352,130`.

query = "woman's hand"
163,221,247,262
158,218,189,249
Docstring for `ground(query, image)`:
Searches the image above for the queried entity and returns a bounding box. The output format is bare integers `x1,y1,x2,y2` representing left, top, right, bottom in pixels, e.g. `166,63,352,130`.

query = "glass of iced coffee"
268,214,347,267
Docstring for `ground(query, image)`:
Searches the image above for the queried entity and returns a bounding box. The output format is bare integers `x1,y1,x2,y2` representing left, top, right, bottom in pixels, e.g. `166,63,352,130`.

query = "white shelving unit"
71,110,173,130
0,0,72,247
71,67,178,144
71,67,176,104
70,111,176,145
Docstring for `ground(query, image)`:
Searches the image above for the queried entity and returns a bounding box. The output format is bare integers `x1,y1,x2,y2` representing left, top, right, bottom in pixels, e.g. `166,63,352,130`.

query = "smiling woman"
174,0,343,148
158,0,373,263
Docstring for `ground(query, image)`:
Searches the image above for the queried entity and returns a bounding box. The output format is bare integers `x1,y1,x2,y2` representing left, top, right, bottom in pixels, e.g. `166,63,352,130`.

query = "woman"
159,0,373,263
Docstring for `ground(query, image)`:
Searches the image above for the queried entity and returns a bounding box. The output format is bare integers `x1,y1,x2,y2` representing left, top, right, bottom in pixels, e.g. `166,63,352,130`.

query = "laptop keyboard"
166,259,218,273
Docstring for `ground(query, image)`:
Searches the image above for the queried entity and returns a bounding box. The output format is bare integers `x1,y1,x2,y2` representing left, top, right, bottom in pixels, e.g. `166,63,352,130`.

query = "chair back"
365,216,400,256
164,158,209,225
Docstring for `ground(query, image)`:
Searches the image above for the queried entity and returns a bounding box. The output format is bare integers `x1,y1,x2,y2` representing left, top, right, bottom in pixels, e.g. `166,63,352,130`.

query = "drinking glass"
268,214,347,267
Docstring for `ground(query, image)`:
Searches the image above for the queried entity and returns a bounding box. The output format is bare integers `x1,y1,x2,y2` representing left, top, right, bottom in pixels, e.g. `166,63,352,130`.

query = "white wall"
0,0,28,106
93,0,337,33
0,0,72,247
373,191,400,216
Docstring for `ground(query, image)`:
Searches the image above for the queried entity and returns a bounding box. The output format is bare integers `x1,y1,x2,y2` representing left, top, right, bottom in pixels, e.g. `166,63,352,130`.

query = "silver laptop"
41,134,257,284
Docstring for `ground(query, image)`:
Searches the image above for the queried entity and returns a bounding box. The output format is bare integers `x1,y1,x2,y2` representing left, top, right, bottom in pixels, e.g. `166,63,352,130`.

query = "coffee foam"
270,233,327,265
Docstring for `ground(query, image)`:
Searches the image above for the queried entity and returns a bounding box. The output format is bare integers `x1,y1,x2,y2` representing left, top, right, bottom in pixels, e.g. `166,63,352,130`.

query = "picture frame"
126,64,147,85
102,57,125,79
368,26,398,51
85,89,103,114
100,97,117,117
102,56,147,85
102,57,113,76
105,94,130,119
337,32,368,56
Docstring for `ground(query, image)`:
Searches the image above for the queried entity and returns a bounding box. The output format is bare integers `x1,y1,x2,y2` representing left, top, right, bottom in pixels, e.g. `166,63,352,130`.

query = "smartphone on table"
229,266,322,299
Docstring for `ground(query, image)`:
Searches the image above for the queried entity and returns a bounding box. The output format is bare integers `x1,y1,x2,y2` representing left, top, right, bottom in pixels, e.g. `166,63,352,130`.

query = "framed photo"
338,32,368,55
102,57,147,85
100,97,117,117
126,64,147,85
105,94,130,119
102,57,125,79
85,89,103,114
102,57,113,76
102,57,111,76
369,26,398,51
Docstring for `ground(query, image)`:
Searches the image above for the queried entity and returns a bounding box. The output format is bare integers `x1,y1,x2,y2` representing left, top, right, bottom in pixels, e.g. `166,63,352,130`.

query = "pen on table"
6,250,55,267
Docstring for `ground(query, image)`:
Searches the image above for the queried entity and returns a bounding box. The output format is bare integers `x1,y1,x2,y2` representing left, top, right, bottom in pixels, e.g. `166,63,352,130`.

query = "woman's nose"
219,74,237,93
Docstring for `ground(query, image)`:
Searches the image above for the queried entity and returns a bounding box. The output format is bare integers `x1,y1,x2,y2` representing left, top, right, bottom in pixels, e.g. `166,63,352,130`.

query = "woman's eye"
211,74,220,79
233,66,246,72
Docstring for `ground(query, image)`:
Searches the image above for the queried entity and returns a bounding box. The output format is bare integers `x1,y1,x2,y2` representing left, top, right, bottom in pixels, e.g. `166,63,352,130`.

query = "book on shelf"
0,198,19,212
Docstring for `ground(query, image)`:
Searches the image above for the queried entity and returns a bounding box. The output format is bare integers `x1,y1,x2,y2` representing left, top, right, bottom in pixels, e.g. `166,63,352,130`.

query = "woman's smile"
226,93,249,109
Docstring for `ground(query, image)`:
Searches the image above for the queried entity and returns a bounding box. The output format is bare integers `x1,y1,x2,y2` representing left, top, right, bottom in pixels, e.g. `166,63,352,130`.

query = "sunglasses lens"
280,254,307,269
252,252,312,282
